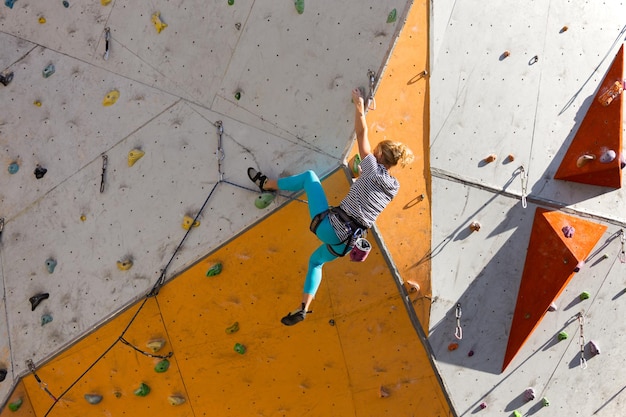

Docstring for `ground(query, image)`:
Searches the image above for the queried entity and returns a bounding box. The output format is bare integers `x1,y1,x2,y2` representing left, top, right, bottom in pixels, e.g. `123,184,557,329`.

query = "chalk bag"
350,237,371,262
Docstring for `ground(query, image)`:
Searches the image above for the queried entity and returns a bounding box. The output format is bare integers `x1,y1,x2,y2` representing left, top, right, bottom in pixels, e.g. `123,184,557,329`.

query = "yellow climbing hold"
101,0,112,4
38,17,46,24
34,100,42,107
117,259,133,271
80,214,87,222
102,89,120,106
182,215,200,230
128,149,145,166
168,395,186,406
146,339,166,353
151,12,168,33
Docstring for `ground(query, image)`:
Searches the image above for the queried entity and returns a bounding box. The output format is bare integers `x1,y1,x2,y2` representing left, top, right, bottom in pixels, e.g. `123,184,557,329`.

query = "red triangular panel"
501,208,607,372
554,45,624,188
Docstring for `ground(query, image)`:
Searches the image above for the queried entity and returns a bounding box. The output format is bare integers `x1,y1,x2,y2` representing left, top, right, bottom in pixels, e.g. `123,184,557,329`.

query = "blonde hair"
375,140,414,168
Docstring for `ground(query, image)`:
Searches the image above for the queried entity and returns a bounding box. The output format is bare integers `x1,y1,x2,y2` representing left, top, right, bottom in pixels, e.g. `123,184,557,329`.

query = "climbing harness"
517,166,528,208
309,206,368,258
455,303,463,340
618,229,626,262
578,312,587,369
26,359,58,402
366,70,377,110
215,120,225,181
103,27,111,61
100,154,107,193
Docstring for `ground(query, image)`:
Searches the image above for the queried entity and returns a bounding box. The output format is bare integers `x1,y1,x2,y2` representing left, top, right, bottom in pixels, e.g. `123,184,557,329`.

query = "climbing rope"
578,312,587,369
454,303,463,340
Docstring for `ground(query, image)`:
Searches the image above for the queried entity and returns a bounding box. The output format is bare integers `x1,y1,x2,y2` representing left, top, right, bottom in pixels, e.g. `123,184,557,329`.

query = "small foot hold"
84,394,103,404
128,149,145,166
154,359,170,373
0,368,7,382
29,293,49,311
117,259,133,271
8,398,22,412
294,0,304,14
205,262,222,277
103,89,120,106
146,339,166,352
182,215,200,230
233,342,246,354
0,70,14,86
34,164,47,179
134,383,151,397
255,192,275,209
386,8,397,23
225,322,239,334
45,258,57,273
151,12,168,33
41,314,53,326
168,395,186,406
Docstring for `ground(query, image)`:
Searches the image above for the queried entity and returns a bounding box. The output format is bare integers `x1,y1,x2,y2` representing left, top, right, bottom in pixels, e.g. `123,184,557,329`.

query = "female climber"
247,87,414,326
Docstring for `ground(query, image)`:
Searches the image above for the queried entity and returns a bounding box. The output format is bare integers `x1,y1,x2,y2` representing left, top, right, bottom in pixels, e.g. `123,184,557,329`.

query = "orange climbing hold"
554,45,624,188
502,208,606,371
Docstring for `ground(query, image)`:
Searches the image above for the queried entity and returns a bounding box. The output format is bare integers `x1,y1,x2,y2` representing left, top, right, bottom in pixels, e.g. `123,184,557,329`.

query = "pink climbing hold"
562,225,575,238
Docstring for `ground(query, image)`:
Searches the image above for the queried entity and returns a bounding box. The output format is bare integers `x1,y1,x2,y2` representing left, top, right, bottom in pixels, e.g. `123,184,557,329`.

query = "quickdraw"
215,121,225,181
578,312,587,369
366,69,377,110
455,303,463,340
26,359,58,402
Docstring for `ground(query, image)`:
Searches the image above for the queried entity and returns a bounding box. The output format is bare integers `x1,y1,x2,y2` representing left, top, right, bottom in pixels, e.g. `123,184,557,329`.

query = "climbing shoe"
247,167,268,191
281,304,310,326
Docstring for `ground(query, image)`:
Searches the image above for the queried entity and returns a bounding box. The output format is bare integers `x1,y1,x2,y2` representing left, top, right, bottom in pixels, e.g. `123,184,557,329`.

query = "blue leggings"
277,170,348,296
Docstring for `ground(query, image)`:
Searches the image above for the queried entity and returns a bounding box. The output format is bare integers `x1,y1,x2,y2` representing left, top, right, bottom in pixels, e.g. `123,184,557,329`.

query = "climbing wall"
0,0,454,415
430,0,626,415
3,170,453,417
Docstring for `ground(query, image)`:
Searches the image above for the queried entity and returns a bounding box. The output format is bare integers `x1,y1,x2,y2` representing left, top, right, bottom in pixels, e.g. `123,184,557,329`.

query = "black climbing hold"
34,165,47,179
0,368,7,382
0,70,14,86
328,319,335,326
62,0,69,7
29,293,49,311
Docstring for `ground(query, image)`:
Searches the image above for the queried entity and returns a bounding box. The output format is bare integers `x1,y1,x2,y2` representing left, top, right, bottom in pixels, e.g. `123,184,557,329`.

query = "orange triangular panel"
501,208,607,372
554,45,624,188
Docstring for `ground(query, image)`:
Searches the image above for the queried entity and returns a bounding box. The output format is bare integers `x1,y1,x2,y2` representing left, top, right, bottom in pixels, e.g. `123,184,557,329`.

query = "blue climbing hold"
62,0,69,7
5,0,16,9
45,258,57,273
8,162,19,174
41,314,53,326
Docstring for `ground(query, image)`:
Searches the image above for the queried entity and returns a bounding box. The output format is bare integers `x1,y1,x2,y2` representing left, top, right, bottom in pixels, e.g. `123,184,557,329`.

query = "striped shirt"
330,153,399,241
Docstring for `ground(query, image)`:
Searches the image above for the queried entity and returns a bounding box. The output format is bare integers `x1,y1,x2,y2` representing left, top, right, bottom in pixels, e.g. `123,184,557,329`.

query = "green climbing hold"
134,382,151,397
234,343,246,354
255,192,275,209
227,0,234,4
234,90,241,100
294,0,304,14
579,291,590,300
154,359,170,373
225,322,239,334
41,314,53,326
387,8,397,23
84,394,103,404
542,397,550,407
513,411,522,417
8,398,22,412
558,331,568,341
206,262,222,277
8,162,19,174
